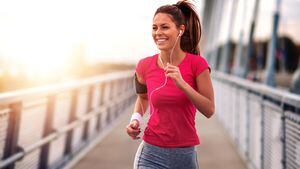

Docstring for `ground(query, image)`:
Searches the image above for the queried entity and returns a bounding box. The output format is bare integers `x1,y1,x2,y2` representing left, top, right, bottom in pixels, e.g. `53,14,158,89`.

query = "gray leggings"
134,141,199,169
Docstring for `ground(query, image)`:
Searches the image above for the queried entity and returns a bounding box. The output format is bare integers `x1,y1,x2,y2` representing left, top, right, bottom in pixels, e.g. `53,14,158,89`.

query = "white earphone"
178,30,183,37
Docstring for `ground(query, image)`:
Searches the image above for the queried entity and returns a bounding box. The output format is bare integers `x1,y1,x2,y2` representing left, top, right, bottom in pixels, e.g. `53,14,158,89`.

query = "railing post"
39,95,56,169
106,82,112,124
3,102,22,169
106,106,111,125
114,81,120,117
111,80,118,118
82,86,94,141
234,87,240,146
246,91,250,160
115,80,122,117
260,96,265,169
96,83,105,131
280,101,286,169
64,90,78,156
124,78,130,112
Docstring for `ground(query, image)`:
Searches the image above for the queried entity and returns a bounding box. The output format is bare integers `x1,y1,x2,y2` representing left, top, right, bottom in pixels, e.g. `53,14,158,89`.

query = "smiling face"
152,13,181,52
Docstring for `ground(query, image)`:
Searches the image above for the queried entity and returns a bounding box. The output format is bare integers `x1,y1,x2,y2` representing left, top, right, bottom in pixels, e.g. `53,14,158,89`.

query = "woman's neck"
160,48,185,65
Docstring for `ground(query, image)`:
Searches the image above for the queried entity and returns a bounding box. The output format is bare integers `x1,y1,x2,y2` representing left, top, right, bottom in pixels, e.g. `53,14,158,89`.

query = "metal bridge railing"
212,71,300,169
0,70,136,169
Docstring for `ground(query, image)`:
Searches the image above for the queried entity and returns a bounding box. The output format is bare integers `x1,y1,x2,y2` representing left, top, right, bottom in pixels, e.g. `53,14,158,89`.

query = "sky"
0,0,299,68
0,0,204,67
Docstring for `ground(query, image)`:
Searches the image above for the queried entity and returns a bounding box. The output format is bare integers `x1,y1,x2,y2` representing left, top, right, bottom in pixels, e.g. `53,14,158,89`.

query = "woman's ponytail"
176,0,201,55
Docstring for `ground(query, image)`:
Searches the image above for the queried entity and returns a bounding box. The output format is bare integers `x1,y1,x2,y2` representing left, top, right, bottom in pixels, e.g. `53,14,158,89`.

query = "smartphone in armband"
134,73,147,94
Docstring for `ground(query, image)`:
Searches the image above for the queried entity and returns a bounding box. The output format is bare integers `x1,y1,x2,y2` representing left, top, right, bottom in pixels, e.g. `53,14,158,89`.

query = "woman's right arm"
133,93,148,116
133,72,148,115
126,73,148,140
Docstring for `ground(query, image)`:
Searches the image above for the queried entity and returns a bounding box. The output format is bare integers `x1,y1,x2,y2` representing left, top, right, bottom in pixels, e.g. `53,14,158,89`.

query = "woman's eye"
152,27,157,30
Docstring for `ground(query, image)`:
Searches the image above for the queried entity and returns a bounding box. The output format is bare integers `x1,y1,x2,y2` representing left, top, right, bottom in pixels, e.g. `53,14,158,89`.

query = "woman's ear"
179,25,185,36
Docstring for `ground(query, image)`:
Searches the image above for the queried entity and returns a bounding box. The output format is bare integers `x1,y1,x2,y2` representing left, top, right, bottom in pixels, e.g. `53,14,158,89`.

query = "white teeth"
157,39,166,42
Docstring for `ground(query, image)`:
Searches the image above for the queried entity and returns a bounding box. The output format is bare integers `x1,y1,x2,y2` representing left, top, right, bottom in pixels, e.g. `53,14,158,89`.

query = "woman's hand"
165,63,187,89
126,120,141,140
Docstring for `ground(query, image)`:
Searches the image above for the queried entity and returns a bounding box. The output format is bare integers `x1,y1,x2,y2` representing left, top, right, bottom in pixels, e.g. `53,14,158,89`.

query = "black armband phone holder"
134,73,147,94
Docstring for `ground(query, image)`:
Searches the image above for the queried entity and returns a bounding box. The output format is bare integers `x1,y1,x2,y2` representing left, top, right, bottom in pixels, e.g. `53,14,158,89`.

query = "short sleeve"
192,55,211,77
135,57,147,82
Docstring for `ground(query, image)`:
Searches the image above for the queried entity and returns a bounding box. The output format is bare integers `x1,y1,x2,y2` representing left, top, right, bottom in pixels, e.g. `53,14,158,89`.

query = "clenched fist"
126,120,141,140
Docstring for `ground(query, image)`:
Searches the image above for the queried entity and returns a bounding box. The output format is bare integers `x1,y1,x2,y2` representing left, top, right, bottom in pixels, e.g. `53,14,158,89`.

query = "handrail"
0,90,133,168
0,70,136,169
212,71,300,169
213,71,300,107
0,70,134,105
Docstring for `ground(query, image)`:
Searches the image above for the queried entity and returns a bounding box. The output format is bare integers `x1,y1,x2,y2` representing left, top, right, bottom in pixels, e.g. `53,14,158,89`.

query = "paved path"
72,111,247,169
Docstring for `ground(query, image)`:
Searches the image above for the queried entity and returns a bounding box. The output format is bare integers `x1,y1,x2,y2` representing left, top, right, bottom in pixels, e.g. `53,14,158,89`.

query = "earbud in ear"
178,30,183,37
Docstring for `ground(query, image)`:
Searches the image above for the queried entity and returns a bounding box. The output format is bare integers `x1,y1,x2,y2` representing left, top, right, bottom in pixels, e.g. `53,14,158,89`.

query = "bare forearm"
181,83,214,118
133,95,148,116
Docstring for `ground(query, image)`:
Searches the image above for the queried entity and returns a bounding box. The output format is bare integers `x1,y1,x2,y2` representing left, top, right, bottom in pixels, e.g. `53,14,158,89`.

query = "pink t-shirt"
136,52,210,148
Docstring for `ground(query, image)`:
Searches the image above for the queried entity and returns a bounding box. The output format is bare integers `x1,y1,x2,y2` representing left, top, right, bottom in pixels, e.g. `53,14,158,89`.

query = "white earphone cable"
148,33,181,117
133,31,182,122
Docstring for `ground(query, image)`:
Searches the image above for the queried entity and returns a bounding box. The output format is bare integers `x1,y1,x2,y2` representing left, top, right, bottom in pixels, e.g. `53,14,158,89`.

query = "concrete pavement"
72,111,247,169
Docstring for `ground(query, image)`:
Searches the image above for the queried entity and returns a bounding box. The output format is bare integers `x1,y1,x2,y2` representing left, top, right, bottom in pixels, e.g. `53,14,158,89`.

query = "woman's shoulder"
137,54,157,67
186,52,206,61
186,52,210,74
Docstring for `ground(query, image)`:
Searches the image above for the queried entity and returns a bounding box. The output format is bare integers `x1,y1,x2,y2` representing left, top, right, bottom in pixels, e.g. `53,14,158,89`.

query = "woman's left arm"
165,63,215,118
181,69,215,118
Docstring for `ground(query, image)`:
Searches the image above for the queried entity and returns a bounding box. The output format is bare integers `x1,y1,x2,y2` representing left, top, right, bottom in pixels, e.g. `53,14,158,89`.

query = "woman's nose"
155,29,161,35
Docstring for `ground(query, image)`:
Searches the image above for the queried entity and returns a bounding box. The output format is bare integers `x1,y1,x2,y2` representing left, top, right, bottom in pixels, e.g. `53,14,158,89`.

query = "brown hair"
154,0,202,55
